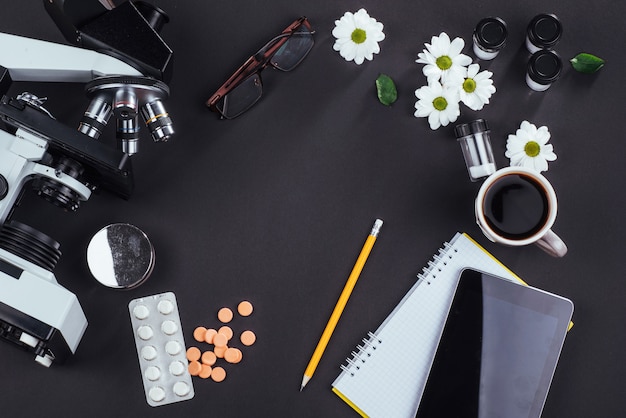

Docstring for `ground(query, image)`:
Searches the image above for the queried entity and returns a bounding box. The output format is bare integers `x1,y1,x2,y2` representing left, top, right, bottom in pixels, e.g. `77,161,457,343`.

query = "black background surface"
1,1,624,417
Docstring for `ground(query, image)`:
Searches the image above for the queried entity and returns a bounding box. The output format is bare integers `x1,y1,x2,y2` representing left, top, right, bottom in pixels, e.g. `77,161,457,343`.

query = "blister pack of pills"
129,292,194,406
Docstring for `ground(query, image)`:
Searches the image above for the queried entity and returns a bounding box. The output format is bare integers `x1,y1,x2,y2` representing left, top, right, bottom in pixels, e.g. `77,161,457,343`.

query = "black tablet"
415,268,574,418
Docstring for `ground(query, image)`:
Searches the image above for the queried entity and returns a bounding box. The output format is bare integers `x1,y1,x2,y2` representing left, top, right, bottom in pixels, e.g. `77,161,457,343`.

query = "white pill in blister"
145,366,161,381
149,386,166,402
157,299,174,315
137,325,154,340
169,360,186,376
129,292,194,407
165,340,182,355
161,320,178,335
133,305,150,320
141,345,158,361
173,381,191,397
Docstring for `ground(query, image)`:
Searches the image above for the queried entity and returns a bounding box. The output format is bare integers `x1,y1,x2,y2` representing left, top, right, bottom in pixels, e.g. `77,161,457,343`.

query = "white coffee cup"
475,166,567,257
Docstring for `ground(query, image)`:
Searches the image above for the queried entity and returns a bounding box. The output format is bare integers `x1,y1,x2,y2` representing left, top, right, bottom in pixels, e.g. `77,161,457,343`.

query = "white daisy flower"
505,121,557,172
455,63,496,111
332,9,385,65
414,81,461,130
416,32,472,84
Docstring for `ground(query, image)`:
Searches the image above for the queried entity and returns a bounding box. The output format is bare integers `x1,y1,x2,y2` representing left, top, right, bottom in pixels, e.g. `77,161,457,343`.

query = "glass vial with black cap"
454,119,496,182
526,50,562,91
526,13,562,53
473,17,508,60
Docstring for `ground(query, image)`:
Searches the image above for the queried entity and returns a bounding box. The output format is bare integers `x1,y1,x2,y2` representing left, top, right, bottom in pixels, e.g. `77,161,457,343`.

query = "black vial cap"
527,50,563,84
454,123,472,138
474,17,508,50
455,119,490,138
527,14,562,49
469,119,490,134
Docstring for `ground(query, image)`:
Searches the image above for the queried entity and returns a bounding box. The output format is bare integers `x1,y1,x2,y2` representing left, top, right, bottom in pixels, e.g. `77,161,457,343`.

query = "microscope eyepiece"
135,1,170,33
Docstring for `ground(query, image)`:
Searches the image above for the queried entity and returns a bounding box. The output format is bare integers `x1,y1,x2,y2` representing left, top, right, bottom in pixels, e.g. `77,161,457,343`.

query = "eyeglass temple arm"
207,55,259,108
252,17,313,66
207,34,289,108
207,17,312,109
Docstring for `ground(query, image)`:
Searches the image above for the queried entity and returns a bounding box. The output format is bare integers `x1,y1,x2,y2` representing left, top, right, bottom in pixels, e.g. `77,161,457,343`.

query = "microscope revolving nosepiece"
87,223,155,289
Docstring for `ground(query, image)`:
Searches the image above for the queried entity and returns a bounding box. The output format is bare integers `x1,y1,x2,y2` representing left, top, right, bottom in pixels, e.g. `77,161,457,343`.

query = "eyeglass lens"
217,73,263,119
217,24,314,119
271,26,315,71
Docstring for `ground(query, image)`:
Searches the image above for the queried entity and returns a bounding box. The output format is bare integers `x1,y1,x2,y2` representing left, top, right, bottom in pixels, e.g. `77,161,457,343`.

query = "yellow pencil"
300,219,383,391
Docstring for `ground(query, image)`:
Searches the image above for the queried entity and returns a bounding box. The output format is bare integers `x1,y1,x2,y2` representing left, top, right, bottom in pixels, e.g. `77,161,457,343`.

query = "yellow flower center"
436,55,452,70
351,28,367,44
463,78,476,93
524,141,541,157
433,96,448,111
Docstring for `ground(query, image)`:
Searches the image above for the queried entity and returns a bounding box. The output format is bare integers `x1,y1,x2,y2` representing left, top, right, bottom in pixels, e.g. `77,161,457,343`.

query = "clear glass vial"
526,13,562,53
526,50,562,92
454,119,496,182
473,17,508,60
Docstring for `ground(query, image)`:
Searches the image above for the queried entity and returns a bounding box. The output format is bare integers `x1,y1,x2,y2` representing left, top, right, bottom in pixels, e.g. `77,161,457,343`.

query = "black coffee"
483,174,549,240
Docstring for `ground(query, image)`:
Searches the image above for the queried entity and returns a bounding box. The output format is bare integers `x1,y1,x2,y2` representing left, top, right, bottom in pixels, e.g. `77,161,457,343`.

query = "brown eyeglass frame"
206,16,314,118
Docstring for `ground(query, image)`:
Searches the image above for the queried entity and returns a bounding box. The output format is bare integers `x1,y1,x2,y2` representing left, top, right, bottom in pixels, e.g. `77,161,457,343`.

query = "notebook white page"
332,232,523,418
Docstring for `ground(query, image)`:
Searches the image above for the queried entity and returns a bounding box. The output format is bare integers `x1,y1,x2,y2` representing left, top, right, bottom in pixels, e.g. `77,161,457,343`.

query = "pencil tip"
300,375,310,391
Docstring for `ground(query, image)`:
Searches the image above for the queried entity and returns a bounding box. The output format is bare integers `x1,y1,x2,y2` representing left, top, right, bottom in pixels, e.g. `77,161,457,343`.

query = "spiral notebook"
331,232,525,418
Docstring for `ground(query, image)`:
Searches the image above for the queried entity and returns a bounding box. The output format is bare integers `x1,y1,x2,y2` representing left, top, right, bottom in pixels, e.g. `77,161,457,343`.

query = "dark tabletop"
1,1,624,417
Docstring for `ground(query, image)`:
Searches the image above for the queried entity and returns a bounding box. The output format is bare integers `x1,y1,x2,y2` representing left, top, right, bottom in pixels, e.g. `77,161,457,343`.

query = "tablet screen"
415,268,573,418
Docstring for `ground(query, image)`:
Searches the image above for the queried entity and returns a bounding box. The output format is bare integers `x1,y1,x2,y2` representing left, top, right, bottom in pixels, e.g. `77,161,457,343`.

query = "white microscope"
0,0,173,366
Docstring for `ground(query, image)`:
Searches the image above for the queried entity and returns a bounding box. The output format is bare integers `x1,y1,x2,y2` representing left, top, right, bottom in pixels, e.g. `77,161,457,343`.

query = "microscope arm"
0,32,142,83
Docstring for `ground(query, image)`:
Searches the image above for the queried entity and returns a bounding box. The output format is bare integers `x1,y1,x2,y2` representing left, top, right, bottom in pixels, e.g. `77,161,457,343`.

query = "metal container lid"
87,223,155,289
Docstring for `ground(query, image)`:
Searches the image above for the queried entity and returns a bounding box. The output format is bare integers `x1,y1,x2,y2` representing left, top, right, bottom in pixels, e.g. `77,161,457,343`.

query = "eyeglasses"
206,17,315,119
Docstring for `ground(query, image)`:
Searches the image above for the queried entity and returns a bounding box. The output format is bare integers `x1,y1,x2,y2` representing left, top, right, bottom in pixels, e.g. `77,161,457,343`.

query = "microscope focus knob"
0,174,8,200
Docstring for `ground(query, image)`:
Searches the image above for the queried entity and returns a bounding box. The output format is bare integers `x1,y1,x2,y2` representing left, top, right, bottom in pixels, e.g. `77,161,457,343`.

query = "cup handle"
534,229,568,257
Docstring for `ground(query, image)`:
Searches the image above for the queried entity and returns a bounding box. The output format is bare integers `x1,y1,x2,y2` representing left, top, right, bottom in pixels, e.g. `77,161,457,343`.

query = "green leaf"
375,74,397,106
570,53,605,74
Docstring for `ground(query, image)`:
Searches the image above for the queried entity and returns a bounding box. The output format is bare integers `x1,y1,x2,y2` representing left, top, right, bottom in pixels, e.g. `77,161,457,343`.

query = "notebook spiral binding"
418,240,454,285
340,332,382,377
338,239,457,378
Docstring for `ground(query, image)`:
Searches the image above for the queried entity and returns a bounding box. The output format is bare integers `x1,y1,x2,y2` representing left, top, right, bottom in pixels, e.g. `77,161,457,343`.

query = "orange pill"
240,330,256,346
224,347,242,364
217,307,233,323
218,325,233,341
213,345,227,358
193,326,207,342
237,300,254,317
233,348,243,363
198,364,212,379
186,346,201,362
201,350,217,366
213,332,228,348
204,328,217,344
211,366,226,382
188,360,202,376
